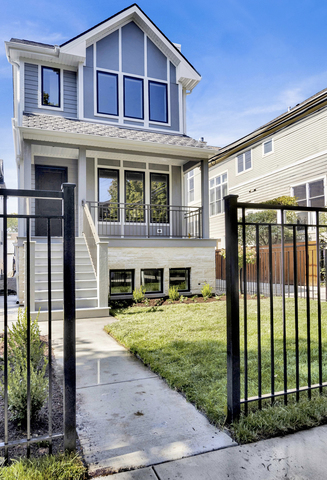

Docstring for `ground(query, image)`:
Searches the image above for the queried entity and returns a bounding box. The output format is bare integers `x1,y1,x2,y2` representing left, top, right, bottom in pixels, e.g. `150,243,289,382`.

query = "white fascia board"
19,126,213,159
6,41,84,68
177,63,201,90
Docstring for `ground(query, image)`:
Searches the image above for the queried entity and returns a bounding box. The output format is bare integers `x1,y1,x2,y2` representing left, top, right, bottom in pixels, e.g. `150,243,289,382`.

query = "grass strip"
0,453,86,480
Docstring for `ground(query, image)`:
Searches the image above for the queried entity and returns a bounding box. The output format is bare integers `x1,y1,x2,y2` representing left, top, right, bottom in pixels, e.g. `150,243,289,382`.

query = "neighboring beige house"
207,88,327,247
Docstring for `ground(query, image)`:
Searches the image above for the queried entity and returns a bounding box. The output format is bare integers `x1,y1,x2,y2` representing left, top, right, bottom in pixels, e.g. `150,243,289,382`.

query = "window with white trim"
187,170,195,203
237,150,251,174
293,179,325,207
263,139,273,155
41,66,60,107
209,173,228,216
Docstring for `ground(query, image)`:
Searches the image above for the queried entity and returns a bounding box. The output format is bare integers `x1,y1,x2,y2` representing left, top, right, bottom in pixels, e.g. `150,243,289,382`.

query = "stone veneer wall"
107,246,215,296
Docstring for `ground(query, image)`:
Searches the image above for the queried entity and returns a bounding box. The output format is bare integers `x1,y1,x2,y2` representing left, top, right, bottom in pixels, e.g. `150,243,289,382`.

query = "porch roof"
22,113,219,151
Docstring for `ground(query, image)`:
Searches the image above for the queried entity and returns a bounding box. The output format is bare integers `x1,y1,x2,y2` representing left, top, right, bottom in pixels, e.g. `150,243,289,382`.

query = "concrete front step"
35,297,98,311
35,263,94,274
35,271,95,282
35,256,92,266
35,288,98,301
32,307,110,321
35,279,97,291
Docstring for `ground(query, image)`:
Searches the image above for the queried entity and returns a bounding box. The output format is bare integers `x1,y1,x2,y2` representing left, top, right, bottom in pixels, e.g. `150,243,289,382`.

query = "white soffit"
31,144,79,159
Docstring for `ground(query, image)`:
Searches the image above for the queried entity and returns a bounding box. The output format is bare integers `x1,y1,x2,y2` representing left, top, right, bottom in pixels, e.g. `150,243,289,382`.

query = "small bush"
201,283,213,300
133,286,146,303
168,285,180,301
191,295,198,302
0,309,48,425
179,295,185,303
0,452,86,480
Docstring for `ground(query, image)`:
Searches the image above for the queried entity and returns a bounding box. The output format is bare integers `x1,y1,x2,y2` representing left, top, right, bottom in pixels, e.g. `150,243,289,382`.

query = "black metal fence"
225,195,327,421
0,184,76,462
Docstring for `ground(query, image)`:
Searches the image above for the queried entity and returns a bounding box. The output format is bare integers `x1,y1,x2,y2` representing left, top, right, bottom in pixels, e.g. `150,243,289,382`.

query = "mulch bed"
133,296,226,307
0,333,82,461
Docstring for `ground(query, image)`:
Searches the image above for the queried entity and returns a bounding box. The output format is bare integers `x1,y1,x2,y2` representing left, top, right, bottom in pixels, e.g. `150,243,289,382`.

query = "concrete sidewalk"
106,424,327,479
39,316,234,476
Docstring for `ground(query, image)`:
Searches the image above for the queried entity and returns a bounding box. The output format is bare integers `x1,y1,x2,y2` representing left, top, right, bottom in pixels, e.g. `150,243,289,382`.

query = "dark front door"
35,165,68,236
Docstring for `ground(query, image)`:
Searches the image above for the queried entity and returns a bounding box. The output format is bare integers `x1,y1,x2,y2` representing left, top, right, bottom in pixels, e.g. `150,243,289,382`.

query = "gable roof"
209,86,327,166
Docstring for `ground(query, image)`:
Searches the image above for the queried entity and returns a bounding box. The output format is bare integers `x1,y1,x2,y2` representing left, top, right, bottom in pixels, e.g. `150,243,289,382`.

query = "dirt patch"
0,333,82,460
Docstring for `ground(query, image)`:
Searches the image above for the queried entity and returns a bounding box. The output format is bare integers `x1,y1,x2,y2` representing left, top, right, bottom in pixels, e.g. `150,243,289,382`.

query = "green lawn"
105,298,327,442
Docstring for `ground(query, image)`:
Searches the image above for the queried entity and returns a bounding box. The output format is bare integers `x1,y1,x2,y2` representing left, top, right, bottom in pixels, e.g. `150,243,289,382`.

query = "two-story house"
5,4,216,318
208,88,327,247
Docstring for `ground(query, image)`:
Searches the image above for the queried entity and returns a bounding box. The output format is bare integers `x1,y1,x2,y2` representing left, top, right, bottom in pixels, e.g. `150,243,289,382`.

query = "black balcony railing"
86,202,202,238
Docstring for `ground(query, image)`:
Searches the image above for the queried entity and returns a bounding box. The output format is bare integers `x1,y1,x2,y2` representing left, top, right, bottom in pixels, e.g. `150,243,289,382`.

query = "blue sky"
2,0,327,211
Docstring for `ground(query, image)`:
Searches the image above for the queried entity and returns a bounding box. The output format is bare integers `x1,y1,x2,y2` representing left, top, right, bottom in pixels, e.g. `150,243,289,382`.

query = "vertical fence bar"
3,195,8,463
268,225,275,404
62,183,76,451
304,226,311,399
47,218,53,454
281,210,287,405
26,217,31,457
242,208,248,414
293,226,300,401
316,213,322,392
256,225,262,409
225,195,240,422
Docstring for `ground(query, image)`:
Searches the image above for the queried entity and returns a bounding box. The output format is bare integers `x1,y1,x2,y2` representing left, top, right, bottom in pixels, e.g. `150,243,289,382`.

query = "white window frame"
262,138,274,157
187,170,195,203
291,176,326,226
236,149,252,175
93,28,171,128
38,65,64,111
209,171,228,217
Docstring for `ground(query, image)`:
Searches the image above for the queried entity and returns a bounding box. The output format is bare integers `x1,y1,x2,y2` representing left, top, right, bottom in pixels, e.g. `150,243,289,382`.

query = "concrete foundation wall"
107,245,216,296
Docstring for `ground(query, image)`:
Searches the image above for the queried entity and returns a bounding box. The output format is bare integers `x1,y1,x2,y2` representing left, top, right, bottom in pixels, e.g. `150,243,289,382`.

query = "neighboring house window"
169,268,190,291
263,139,273,155
149,81,167,123
141,269,163,293
98,169,119,221
293,179,325,207
124,76,144,119
41,66,60,107
150,173,169,223
110,269,134,295
209,173,228,216
187,170,195,203
237,150,251,173
97,72,118,116
125,170,145,222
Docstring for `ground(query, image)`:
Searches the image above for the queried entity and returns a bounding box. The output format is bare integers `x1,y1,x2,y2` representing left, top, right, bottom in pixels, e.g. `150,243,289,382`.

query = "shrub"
168,285,180,301
201,283,213,300
0,309,48,425
133,286,146,303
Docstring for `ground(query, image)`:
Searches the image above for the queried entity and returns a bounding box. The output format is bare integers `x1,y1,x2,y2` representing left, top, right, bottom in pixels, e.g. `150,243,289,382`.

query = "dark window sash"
41,66,60,108
148,80,168,123
97,71,119,116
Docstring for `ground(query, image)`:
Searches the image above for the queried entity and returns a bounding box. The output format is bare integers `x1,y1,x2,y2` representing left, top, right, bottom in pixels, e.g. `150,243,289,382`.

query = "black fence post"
225,195,240,422
62,183,76,452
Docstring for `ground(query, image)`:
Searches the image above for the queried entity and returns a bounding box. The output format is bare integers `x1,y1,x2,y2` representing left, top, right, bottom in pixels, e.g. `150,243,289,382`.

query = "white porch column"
97,241,109,307
78,147,87,236
201,158,210,238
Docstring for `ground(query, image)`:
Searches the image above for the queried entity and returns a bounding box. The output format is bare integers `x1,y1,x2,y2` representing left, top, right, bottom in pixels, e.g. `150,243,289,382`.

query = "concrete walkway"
105,424,327,479
39,316,234,476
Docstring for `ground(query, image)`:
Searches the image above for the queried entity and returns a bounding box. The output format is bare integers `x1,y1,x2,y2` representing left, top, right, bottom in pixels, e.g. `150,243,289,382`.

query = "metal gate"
0,184,76,461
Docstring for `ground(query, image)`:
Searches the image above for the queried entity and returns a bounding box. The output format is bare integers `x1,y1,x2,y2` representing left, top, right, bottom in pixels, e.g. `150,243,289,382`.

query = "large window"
110,270,134,295
210,173,228,216
150,173,169,223
237,150,251,173
124,76,144,119
293,179,325,207
169,268,190,292
125,171,145,222
149,81,168,123
98,169,119,221
41,67,60,107
97,72,118,116
141,269,163,293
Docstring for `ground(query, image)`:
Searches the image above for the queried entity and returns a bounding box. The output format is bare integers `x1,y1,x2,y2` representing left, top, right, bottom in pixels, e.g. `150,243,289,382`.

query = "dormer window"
41,67,60,107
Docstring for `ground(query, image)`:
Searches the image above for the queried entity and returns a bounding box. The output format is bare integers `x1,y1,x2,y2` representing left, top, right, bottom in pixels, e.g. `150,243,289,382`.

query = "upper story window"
210,173,227,216
263,139,273,155
41,66,60,107
237,149,251,174
97,72,118,116
149,81,167,123
124,76,144,119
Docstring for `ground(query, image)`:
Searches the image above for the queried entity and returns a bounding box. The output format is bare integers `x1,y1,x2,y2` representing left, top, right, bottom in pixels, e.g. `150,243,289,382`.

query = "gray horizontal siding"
24,63,77,118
